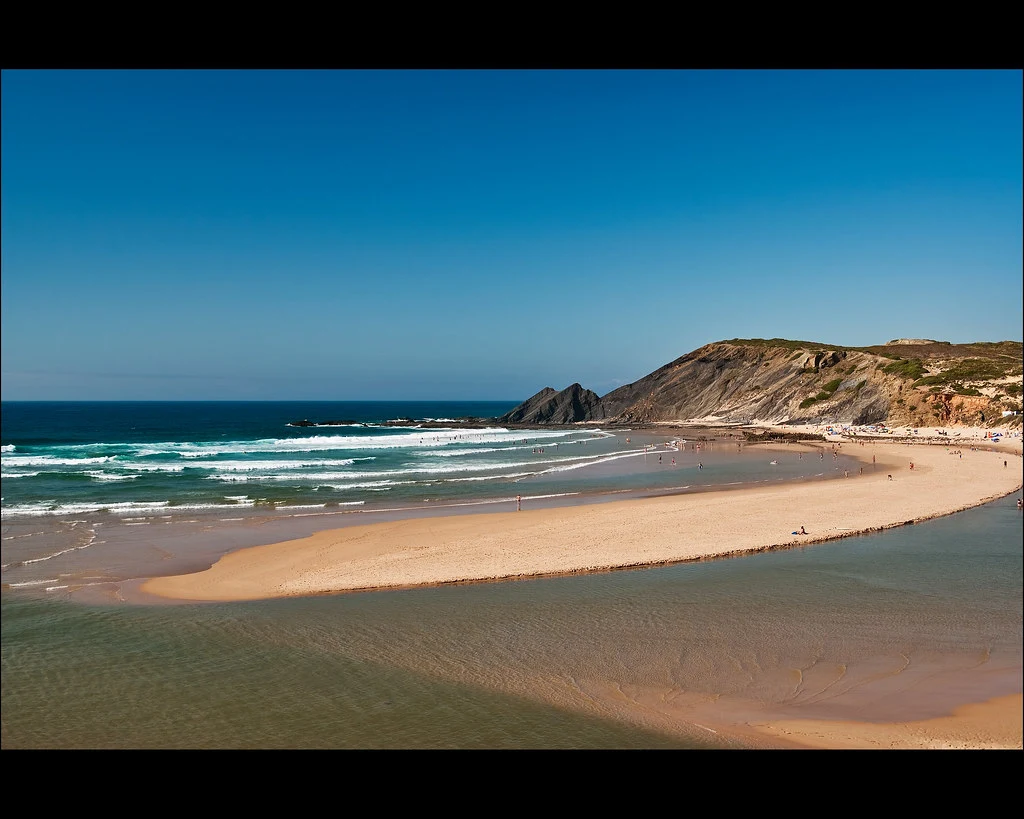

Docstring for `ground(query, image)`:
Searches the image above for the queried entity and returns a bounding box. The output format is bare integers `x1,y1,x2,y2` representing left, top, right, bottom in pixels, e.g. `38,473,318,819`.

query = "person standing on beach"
516,495,521,511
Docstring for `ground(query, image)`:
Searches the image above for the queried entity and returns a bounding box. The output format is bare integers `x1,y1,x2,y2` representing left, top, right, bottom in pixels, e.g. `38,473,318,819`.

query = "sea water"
1,401,840,520
1,400,854,597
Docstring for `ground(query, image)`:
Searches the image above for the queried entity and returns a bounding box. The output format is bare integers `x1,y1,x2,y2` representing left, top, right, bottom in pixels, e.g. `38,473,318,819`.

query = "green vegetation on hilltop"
723,338,1022,365
882,359,928,380
725,337,902,358
964,340,1024,357
912,358,1021,387
724,338,834,352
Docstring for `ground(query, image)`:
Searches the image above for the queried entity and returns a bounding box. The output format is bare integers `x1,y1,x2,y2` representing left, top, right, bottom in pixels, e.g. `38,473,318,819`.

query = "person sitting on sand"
799,526,807,534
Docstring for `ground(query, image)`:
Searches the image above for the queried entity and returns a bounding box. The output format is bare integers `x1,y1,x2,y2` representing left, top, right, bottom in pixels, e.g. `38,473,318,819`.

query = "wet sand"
749,694,1023,749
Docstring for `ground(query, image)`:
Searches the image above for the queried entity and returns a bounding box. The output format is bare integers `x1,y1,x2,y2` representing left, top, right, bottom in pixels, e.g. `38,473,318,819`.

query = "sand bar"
142,435,1022,603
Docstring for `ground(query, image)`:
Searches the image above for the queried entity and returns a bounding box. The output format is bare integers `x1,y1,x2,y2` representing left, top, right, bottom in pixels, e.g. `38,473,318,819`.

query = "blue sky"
2,69,1021,401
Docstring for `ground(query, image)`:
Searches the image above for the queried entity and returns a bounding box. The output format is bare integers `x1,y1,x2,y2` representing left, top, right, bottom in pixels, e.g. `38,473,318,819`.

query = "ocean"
2,401,1021,749
0,400,846,522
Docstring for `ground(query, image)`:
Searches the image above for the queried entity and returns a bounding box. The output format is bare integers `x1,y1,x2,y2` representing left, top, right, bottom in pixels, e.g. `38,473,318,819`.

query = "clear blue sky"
2,69,1021,401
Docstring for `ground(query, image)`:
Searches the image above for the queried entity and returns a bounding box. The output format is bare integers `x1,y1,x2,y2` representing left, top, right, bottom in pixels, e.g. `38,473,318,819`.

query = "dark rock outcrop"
497,384,606,425
288,419,358,427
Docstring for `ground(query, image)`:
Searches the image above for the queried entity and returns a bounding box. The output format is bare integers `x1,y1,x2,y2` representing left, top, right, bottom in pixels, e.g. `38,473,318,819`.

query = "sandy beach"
140,425,1023,749
142,428,1022,603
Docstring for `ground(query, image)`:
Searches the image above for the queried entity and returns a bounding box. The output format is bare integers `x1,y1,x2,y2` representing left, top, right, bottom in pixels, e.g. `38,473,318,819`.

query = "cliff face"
500,339,1023,428
598,342,890,425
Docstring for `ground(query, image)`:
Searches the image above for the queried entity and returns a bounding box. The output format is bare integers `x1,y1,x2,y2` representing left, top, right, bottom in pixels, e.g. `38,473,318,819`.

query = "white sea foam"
15,528,99,564
166,432,481,455
2,530,49,540
314,480,416,490
182,458,362,471
4,427,607,463
429,441,595,457
288,501,365,515
0,500,253,518
0,445,15,452
537,449,648,474
203,453,609,483
432,447,503,457
192,448,648,483
108,463,187,472
209,471,376,483
106,458,365,473
7,579,63,587
442,472,538,482
2,455,117,467
83,471,140,482
1,472,40,478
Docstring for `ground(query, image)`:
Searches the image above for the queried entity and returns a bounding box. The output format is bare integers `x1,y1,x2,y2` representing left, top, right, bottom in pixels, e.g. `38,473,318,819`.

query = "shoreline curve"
140,435,1023,604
